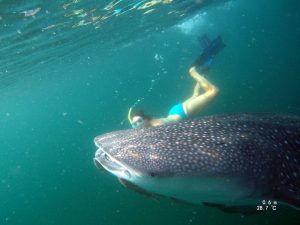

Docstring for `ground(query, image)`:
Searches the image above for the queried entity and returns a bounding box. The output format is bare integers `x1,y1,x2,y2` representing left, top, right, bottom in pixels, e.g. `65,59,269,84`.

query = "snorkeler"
128,35,225,129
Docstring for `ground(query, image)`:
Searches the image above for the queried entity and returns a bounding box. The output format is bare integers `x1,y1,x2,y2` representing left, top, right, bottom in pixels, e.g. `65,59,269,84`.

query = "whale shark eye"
124,170,131,179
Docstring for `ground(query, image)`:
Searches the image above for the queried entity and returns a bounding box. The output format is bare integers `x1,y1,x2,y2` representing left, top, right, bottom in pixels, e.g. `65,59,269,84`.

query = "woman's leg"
192,83,201,98
188,66,216,92
183,66,219,116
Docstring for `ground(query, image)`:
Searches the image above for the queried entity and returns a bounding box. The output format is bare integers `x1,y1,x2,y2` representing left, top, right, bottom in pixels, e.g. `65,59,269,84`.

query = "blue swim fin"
193,35,225,71
198,34,211,49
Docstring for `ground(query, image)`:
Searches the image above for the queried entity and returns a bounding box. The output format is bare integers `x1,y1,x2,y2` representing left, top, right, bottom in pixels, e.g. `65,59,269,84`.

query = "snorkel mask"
128,107,146,129
131,116,145,128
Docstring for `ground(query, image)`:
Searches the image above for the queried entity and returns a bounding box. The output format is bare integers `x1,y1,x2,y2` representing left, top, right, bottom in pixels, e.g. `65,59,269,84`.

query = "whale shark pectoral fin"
202,202,260,215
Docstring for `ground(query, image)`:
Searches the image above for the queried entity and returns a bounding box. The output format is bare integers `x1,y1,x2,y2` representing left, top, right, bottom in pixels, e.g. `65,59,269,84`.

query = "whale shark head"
93,128,251,206
93,127,181,181
93,122,232,179
93,118,268,206
93,114,300,212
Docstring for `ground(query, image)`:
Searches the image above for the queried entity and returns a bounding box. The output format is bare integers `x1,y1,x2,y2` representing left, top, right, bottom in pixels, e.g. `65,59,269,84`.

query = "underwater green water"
0,0,300,224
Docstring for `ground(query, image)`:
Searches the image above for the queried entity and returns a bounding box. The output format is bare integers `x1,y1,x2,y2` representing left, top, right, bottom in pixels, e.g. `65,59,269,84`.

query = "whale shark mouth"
93,148,132,179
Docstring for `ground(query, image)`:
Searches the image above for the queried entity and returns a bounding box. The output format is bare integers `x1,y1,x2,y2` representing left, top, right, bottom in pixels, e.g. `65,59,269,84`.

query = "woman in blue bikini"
128,66,219,128
128,35,224,129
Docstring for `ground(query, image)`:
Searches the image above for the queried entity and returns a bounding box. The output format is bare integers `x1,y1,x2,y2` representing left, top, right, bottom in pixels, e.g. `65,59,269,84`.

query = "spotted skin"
94,113,300,209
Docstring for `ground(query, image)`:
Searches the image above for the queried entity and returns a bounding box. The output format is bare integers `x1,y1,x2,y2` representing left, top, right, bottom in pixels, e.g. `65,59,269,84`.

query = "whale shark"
93,113,300,213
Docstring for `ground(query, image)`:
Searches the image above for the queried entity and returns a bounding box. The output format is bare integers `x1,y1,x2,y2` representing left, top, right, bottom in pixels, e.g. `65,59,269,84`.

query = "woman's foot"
189,66,196,74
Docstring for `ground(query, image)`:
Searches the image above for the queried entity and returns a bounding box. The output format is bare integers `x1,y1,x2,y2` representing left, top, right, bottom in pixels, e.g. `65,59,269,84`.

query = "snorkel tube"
128,107,133,124
128,107,146,128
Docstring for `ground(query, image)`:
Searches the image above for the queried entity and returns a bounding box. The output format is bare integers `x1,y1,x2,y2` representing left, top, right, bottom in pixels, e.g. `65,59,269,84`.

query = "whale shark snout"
94,148,134,180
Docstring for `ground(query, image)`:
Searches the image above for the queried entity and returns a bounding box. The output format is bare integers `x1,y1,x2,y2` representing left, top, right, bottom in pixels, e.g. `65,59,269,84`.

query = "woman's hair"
131,109,152,121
